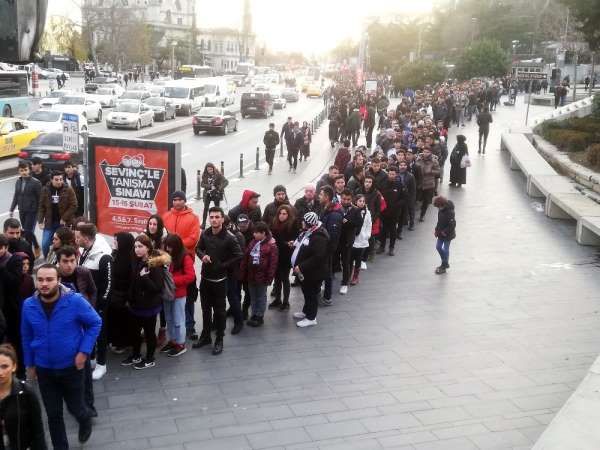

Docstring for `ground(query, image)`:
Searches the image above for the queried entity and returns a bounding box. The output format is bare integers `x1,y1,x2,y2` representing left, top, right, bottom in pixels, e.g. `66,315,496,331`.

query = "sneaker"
296,318,317,328
212,340,223,355
279,301,290,311
360,261,367,270
133,359,156,370
91,364,107,380
192,336,212,349
167,344,187,357
320,297,333,307
231,323,243,335
160,342,175,353
121,355,142,366
388,248,395,256
247,316,264,327
268,299,282,309
435,266,447,275
293,312,306,320
339,285,348,295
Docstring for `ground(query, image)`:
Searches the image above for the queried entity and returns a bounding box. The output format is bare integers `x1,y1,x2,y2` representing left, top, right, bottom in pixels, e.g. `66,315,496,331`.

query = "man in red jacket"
162,191,201,256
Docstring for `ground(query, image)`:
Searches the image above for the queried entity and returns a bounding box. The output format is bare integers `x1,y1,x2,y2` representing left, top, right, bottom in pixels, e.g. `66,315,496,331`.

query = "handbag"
460,154,471,169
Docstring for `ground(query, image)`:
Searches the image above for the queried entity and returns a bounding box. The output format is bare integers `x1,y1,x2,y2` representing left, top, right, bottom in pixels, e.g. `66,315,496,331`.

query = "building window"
177,17,182,25
165,10,171,23
175,0,181,10
200,39,204,50
207,40,211,51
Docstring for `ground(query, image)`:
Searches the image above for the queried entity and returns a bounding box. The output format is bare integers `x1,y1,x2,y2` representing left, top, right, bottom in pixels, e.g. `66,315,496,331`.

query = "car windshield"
164,87,189,98
27,111,61,122
198,108,222,115
120,92,142,99
115,103,140,113
94,77,109,83
96,88,113,95
49,91,68,98
58,96,85,105
128,84,147,91
30,133,62,146
144,97,164,106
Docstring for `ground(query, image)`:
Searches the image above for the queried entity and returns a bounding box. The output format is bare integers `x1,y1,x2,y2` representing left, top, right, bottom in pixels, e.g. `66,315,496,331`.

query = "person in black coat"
291,212,329,327
336,190,364,294
0,344,47,450
10,162,41,255
397,160,416,233
263,123,280,174
269,205,300,311
449,135,469,187
64,162,84,217
378,166,404,256
318,186,343,304
434,196,456,274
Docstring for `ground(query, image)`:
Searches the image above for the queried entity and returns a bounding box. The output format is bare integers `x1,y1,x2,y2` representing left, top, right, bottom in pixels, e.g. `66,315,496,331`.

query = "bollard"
255,146,260,170
195,170,202,200
220,160,224,176
279,142,284,157
239,153,244,178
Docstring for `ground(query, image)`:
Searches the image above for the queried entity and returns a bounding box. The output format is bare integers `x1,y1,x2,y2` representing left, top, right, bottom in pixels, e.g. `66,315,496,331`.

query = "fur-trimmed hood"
147,250,171,268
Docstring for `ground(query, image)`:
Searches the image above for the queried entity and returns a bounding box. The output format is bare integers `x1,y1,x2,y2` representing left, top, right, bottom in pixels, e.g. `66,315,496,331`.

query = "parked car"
45,68,70,80
84,76,118,93
52,95,103,123
281,87,299,102
26,110,88,133
0,118,40,158
18,132,84,170
148,85,165,97
192,107,238,135
39,89,74,108
271,91,287,109
306,85,322,98
86,87,119,108
143,97,176,121
241,92,274,118
106,101,154,130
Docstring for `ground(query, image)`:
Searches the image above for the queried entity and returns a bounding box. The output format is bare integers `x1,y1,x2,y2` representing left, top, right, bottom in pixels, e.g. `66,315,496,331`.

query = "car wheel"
136,120,141,130
97,110,102,122
222,123,228,135
2,105,12,117
233,121,238,132
186,106,192,116
149,118,153,127
81,126,88,132
107,124,112,129
193,128,200,135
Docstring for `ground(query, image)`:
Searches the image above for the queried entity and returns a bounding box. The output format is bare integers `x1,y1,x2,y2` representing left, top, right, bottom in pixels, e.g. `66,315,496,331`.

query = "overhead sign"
87,137,181,235
517,72,547,80
365,79,378,94
62,113,79,152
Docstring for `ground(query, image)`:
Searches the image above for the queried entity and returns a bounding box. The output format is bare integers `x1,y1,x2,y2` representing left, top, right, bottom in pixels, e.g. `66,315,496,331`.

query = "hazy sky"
48,0,434,53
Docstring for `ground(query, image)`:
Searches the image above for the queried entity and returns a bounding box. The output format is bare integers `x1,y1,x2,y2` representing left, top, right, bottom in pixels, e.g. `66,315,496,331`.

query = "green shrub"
586,144,600,168
543,129,594,152
593,93,600,119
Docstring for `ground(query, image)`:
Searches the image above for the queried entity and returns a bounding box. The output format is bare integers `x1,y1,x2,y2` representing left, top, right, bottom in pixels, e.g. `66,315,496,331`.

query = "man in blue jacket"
21,264,102,450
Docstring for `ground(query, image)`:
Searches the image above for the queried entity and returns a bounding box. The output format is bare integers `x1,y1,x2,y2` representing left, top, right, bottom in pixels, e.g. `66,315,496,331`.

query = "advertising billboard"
87,137,181,236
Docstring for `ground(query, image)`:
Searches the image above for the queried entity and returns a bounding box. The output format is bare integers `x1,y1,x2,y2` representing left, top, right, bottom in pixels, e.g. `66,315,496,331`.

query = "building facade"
197,28,255,72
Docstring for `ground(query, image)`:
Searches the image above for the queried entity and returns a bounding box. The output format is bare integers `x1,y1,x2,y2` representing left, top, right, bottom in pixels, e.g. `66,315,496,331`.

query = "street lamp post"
470,17,478,45
171,41,178,78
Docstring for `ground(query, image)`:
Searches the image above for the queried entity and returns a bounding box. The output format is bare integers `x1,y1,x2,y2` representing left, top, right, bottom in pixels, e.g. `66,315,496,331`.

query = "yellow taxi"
306,85,322,98
0,117,40,158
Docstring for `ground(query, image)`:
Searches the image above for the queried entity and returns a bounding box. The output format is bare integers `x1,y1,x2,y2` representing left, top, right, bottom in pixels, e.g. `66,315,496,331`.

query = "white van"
163,79,206,116
200,77,232,107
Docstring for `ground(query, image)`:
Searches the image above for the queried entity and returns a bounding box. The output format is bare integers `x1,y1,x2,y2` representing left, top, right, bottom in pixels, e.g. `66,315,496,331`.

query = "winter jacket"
415,154,440,190
262,198,291,226
271,222,300,270
346,110,361,131
195,226,243,281
353,208,372,249
320,203,343,254
10,176,41,213
359,187,382,222
398,171,417,207
37,184,77,227
64,172,84,216
60,266,97,306
280,122,294,144
366,167,388,192
344,162,365,183
263,129,280,149
79,236,112,309
228,190,262,224
293,197,322,222
169,252,195,299
293,226,329,282
328,118,339,141
21,286,102,369
380,178,405,219
0,378,47,450
31,168,50,187
346,176,363,196
163,207,201,256
477,111,493,131
316,174,335,193
290,130,304,151
338,204,364,248
129,251,171,313
200,172,228,202
435,200,456,241
240,236,278,285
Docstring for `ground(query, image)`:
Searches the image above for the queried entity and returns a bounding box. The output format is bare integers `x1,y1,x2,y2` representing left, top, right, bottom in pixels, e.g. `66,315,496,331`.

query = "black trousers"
350,129,360,147
301,280,321,320
380,215,399,250
287,149,299,170
351,247,365,271
200,279,227,339
265,147,276,170
365,125,374,148
337,244,352,285
478,128,490,151
19,209,39,249
273,265,291,303
37,366,90,450
130,313,157,360
420,188,434,218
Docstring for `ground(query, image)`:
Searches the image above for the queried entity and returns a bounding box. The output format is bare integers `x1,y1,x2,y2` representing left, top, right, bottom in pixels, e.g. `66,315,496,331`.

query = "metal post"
239,153,244,178
195,169,201,200
81,131,89,218
220,160,224,175
573,51,578,102
255,146,260,170
279,141,283,157
525,79,532,125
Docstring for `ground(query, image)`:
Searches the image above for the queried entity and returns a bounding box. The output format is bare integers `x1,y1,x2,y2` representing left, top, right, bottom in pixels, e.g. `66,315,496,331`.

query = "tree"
39,16,86,60
393,60,448,91
560,0,600,50
330,38,358,63
367,20,421,73
453,39,510,80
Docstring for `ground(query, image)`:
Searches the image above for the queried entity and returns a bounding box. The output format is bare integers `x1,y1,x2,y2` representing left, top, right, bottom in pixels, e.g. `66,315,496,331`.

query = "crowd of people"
2,68,537,448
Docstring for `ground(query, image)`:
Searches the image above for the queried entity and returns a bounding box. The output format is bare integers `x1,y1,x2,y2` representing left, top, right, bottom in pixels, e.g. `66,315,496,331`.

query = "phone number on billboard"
111,215,148,226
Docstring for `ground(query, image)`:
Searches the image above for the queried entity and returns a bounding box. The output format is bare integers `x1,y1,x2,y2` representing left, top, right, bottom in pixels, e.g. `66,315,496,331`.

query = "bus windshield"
164,87,191,98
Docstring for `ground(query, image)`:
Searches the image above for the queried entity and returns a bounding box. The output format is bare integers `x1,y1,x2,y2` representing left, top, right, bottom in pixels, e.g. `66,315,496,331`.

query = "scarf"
290,223,321,267
250,240,262,265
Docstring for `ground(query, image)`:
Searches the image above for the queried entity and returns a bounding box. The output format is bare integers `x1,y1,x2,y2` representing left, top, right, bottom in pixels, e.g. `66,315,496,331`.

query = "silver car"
106,101,154,130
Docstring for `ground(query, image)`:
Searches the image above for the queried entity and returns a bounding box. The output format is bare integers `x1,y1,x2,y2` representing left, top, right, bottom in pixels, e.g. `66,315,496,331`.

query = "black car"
143,97,176,121
192,107,238,135
241,92,274,118
18,133,83,171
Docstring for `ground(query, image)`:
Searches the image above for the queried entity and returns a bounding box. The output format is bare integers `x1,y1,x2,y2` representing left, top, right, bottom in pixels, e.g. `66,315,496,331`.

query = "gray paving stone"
361,413,422,432
269,414,328,430
233,404,294,424
467,430,530,449
305,419,369,440
183,435,250,450
432,423,489,439
342,393,398,409
245,427,312,448
289,399,348,416
413,437,479,450
174,412,236,432
376,431,438,447
413,407,472,425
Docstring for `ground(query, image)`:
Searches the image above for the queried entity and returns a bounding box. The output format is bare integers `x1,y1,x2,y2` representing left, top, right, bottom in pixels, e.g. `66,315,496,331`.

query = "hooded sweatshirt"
79,235,113,309
163,206,201,256
228,190,262,224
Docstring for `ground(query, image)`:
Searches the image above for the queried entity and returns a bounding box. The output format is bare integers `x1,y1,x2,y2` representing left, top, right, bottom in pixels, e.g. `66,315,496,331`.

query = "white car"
271,91,287,109
46,68,70,80
87,87,119,108
26,110,88,133
106,101,154,130
39,90,73,108
52,95,103,123
102,83,125,97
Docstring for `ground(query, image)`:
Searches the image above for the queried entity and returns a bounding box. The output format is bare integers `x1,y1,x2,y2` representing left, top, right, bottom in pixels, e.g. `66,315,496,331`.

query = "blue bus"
0,71,30,117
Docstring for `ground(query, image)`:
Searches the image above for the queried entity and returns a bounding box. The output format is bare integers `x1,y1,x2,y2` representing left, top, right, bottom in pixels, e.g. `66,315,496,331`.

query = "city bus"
175,65,215,80
0,71,29,117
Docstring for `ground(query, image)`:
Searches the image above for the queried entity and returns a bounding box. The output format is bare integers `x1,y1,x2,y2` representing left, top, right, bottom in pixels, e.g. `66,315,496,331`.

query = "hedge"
543,129,594,152
586,144,600,168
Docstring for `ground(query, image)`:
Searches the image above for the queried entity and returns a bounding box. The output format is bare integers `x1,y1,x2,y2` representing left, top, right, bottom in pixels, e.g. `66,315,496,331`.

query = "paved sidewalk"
66,96,600,450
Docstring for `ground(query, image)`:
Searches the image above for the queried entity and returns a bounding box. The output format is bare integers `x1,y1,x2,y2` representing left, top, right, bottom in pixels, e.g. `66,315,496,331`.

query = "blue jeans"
37,366,91,450
164,297,186,344
42,223,60,258
436,239,451,267
248,283,268,317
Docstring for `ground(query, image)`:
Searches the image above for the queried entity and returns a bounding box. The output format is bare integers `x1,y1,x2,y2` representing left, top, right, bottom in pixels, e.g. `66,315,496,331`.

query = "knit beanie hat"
273,184,287,196
303,212,319,226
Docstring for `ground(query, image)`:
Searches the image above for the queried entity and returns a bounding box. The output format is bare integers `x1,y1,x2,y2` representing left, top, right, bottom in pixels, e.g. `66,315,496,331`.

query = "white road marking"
0,175,19,183
182,152,191,158
0,212,10,218
235,129,248,135
204,139,224,148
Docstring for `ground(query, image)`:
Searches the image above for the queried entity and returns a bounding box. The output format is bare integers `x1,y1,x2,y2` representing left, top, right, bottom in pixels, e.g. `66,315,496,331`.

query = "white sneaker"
92,364,107,380
361,261,367,270
293,312,306,320
297,318,317,328
339,285,348,295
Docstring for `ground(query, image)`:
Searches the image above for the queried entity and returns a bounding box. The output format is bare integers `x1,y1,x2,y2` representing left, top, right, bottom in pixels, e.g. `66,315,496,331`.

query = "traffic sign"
517,72,547,80
62,113,79,153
